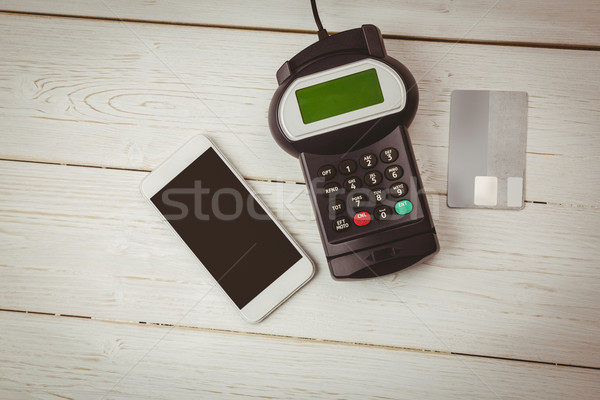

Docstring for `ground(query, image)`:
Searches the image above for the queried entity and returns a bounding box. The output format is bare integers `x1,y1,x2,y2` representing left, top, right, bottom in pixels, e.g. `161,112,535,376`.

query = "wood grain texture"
1,312,599,400
1,0,599,47
0,15,598,206
1,160,598,367
0,8,599,395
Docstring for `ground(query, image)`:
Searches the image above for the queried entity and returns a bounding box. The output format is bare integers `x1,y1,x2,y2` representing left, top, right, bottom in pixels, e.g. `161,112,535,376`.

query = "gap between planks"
1,157,595,210
2,307,599,372
0,9,598,52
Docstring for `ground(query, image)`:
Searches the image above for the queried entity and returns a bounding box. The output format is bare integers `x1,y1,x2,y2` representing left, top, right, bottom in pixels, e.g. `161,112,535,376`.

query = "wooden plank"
1,0,599,48
1,312,599,400
0,15,598,206
1,160,598,367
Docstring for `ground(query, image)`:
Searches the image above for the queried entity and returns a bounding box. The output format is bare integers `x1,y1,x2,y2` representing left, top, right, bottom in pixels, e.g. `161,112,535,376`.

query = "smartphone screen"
150,147,302,309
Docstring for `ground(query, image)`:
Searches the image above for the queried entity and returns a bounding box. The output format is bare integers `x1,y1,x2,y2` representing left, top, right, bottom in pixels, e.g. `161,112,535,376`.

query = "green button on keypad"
394,200,413,215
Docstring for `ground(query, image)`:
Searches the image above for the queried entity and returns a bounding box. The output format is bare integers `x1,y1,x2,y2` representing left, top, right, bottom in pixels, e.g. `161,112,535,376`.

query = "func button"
329,199,345,215
394,200,413,215
318,165,336,180
333,216,351,232
353,211,371,227
323,182,341,197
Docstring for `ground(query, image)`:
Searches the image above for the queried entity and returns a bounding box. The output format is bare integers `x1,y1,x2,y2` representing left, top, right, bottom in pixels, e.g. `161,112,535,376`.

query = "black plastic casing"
268,25,439,279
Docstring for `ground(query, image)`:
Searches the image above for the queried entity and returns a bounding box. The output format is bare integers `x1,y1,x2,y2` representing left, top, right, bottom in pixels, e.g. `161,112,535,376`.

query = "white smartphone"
140,135,314,322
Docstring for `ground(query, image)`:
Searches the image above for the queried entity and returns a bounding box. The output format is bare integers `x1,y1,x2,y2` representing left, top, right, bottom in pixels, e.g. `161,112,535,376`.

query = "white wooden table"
1,1,599,399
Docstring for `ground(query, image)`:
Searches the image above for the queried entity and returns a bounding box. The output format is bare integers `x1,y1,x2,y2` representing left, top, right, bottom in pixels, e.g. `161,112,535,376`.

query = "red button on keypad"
353,211,371,227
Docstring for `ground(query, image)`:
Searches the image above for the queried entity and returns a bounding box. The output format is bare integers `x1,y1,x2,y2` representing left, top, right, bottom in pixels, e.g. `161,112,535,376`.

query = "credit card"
448,90,528,209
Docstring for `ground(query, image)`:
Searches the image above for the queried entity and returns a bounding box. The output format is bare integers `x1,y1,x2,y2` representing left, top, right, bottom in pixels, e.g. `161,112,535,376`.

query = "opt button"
353,211,371,227
394,200,413,215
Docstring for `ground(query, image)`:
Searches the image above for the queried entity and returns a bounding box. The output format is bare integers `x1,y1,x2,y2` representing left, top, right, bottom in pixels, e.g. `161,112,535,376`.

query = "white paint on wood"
1,0,598,47
1,312,599,400
0,9,599,395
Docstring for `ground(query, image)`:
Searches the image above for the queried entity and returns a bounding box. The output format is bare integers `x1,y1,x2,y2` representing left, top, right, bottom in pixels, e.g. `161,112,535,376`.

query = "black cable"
310,0,329,40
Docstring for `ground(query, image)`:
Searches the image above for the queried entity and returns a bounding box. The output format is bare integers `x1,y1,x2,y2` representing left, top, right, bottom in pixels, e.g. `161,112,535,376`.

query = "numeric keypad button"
359,153,378,169
323,182,342,197
385,165,403,181
371,188,386,203
374,205,393,221
318,165,336,180
364,171,383,186
349,192,370,210
380,148,399,163
339,159,357,175
390,182,409,198
343,176,362,191
333,216,351,233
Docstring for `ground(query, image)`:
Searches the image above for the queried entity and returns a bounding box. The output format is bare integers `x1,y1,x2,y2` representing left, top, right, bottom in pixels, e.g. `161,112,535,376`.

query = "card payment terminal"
268,24,439,279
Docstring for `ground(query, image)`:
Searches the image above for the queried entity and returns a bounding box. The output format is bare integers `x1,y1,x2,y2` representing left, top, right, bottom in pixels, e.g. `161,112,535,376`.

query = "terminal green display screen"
295,68,384,124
